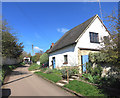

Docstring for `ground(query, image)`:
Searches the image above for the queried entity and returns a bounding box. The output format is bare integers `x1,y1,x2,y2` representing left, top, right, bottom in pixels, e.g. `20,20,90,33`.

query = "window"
89,32,99,43
63,55,68,64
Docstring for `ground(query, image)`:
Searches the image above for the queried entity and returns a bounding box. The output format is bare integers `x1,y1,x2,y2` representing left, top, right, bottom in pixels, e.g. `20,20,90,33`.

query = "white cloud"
57,28,69,33
34,46,43,51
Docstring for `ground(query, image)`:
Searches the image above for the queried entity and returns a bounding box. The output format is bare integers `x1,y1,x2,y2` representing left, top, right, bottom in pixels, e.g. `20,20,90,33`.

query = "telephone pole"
32,44,34,56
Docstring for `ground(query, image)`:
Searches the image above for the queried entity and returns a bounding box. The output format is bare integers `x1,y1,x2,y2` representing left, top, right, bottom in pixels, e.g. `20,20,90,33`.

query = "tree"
40,53,49,64
2,20,24,58
31,52,43,63
100,10,120,66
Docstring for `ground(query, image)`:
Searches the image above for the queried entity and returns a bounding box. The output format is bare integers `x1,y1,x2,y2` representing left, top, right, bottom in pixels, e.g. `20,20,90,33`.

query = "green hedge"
40,53,49,64
1,62,24,84
89,52,118,64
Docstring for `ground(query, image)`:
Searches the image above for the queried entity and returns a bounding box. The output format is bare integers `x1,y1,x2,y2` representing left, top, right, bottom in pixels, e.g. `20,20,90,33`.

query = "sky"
2,2,118,55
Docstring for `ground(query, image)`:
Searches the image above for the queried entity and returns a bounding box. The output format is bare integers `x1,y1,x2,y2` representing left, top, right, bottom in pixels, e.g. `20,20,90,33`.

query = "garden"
30,67,106,96
28,51,120,96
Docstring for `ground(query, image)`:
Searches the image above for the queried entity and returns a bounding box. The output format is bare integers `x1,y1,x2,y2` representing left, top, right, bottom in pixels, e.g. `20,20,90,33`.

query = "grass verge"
28,63,40,71
64,80,105,96
35,71,62,83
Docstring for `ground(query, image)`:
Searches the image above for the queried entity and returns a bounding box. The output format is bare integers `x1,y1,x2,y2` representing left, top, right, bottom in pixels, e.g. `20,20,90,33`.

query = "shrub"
20,62,25,65
71,68,79,74
100,76,120,89
60,68,74,79
40,53,49,64
82,63,103,84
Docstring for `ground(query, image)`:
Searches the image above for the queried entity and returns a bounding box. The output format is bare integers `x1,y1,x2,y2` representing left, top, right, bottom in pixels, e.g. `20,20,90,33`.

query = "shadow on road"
10,71,28,76
2,88,11,97
3,74,33,85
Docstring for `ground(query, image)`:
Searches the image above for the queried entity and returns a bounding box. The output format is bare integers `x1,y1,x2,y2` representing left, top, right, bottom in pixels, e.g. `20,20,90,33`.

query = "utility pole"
32,44,34,56
98,0,103,22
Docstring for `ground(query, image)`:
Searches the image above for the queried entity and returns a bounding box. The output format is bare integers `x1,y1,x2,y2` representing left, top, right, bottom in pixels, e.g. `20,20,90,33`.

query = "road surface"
2,64,74,96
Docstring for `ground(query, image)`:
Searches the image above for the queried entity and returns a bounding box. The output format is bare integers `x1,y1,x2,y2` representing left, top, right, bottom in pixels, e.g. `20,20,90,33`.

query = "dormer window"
89,32,99,43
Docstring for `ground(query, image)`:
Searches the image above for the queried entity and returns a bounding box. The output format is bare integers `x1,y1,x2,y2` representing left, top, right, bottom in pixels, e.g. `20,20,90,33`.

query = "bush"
20,62,25,65
82,63,103,84
1,63,20,84
71,68,79,75
60,68,74,79
40,53,49,65
100,76,120,89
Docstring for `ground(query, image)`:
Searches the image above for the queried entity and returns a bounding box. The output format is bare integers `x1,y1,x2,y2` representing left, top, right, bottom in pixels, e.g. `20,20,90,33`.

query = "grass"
35,71,62,83
64,80,105,96
28,63,40,71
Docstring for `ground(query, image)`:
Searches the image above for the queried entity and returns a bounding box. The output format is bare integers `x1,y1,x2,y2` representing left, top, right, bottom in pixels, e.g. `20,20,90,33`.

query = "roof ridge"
49,14,98,53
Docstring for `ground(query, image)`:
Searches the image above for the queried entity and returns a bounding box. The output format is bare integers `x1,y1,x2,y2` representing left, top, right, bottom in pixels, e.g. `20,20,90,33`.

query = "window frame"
63,55,68,64
89,32,100,43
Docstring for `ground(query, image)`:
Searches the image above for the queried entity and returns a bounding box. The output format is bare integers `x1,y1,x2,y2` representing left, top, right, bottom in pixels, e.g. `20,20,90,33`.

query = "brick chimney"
50,43,54,49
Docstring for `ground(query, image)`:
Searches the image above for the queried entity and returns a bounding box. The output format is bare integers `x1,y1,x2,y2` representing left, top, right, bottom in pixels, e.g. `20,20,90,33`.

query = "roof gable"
49,14,104,53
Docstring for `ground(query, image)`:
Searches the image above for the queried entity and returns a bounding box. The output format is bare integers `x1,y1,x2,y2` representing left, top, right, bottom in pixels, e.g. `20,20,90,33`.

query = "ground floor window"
63,55,68,64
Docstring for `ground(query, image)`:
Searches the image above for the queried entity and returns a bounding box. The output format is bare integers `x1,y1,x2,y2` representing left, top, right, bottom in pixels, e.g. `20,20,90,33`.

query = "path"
2,64,74,96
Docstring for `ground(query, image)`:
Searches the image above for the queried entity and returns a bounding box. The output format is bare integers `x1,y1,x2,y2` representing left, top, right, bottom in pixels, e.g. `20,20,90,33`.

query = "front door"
52,57,55,69
82,55,89,72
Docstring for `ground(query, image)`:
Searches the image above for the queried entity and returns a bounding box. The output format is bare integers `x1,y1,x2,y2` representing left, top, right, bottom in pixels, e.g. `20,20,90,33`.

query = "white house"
48,14,110,73
23,56,30,63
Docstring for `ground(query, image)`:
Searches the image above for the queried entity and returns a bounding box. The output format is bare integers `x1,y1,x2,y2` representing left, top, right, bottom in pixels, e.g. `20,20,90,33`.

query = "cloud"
57,28,69,33
34,46,43,51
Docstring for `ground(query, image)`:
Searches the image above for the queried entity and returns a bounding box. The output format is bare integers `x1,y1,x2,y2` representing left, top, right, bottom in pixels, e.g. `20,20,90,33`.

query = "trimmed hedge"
40,53,49,64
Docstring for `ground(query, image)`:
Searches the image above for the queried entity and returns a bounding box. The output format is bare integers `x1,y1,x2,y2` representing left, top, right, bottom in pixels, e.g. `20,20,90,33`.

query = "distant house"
23,56,30,63
48,14,110,74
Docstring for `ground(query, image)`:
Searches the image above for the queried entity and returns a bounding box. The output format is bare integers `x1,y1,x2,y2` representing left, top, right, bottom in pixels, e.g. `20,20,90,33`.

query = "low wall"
2,57,21,65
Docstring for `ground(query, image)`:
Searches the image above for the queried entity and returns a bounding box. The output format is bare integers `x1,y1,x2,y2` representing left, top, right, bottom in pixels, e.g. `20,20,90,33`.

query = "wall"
75,16,110,66
2,57,21,65
49,44,77,68
49,16,110,69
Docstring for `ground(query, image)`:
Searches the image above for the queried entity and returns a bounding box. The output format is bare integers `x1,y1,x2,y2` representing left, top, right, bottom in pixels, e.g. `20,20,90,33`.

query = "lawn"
28,63,41,71
35,71,62,83
64,80,105,96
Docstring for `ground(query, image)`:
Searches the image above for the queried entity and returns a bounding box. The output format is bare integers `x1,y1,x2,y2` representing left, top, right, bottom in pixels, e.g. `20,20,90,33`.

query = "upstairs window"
63,55,68,64
89,32,99,43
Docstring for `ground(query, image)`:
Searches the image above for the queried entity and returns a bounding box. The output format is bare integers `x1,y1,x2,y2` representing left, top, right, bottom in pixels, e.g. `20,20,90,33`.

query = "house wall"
75,17,110,66
49,44,77,68
49,17,110,69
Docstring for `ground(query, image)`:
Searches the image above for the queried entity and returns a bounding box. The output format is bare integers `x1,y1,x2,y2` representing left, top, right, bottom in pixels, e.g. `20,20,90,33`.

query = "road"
2,64,74,96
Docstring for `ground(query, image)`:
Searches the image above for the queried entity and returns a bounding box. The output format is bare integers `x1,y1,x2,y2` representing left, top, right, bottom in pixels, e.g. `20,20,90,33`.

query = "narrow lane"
2,64,74,96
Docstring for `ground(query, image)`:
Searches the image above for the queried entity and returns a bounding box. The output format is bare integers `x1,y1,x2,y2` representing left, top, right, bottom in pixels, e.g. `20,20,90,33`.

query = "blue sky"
2,2,118,55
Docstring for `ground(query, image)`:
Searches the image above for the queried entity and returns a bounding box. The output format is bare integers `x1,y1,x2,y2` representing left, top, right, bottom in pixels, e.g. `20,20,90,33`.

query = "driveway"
2,64,74,96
